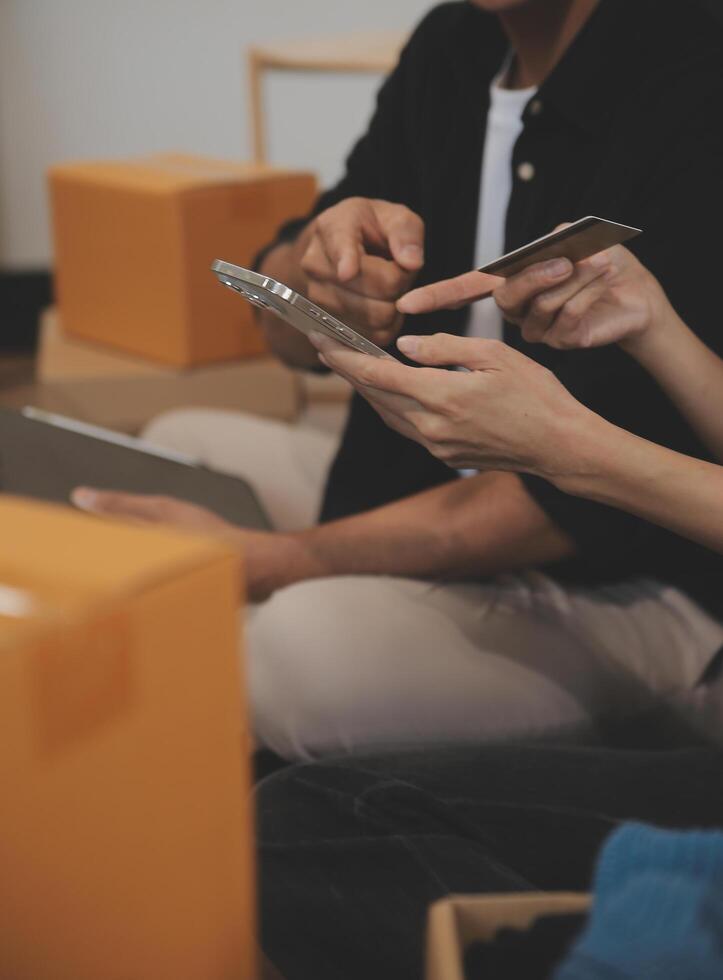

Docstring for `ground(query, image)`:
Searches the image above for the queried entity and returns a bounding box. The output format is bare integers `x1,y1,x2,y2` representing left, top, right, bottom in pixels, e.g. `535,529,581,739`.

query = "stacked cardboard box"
27,308,302,434
49,153,317,367
5,154,357,436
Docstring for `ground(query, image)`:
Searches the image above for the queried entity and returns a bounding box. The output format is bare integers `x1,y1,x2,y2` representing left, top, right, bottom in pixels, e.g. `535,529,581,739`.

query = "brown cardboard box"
300,369,352,405
426,893,591,980
49,153,317,367
0,497,255,979
30,308,301,433
37,308,177,381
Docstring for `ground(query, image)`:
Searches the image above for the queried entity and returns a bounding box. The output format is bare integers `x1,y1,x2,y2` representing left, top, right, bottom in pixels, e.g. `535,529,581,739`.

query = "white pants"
143,408,337,531
143,409,723,760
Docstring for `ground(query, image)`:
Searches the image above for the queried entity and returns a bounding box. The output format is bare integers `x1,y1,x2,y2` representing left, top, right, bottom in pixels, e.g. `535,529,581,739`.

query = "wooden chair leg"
247,49,267,164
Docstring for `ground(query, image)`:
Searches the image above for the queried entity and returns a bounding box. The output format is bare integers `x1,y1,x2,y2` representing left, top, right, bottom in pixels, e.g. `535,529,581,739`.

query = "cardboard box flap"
426,893,592,980
0,497,237,604
49,153,315,194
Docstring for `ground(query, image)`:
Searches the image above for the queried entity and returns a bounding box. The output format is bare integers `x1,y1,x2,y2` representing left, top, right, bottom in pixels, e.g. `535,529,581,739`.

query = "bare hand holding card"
398,217,642,314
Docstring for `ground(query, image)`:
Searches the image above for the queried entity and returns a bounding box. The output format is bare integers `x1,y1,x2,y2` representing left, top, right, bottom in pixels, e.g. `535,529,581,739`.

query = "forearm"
553,411,723,554
245,471,575,597
622,306,723,462
256,231,319,370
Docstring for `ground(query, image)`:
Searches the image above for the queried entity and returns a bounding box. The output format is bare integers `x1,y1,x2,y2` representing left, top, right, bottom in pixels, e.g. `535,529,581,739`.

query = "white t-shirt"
466,72,537,341
458,69,536,478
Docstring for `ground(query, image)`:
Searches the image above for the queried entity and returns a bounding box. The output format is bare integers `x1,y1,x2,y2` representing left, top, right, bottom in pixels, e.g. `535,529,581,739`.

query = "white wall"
0,0,430,269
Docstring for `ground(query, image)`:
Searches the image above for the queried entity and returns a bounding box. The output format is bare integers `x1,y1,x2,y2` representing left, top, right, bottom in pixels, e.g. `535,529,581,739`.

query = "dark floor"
0,353,35,406
0,354,33,387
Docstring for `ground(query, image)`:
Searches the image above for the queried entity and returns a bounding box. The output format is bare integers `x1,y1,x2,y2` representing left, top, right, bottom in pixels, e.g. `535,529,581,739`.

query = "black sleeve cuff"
519,471,644,580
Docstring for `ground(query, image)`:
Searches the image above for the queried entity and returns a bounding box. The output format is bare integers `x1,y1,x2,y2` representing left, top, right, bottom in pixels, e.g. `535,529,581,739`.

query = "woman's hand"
399,243,673,355
493,246,670,352
312,332,594,479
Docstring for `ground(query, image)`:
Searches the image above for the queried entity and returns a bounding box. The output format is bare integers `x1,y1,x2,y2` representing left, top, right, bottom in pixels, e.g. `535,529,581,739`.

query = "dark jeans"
257,744,723,980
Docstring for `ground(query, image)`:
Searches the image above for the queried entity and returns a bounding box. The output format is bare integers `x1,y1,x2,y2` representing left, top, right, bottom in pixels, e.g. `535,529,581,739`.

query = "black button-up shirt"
260,0,723,618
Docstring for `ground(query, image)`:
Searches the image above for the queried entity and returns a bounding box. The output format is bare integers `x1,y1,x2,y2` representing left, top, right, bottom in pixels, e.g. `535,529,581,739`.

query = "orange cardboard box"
426,893,591,980
32,308,302,433
0,498,255,979
49,153,317,367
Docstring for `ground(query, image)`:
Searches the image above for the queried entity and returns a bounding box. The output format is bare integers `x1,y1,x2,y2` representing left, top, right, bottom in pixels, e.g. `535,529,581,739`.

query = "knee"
255,763,317,844
256,755,397,845
247,579,362,761
141,408,209,451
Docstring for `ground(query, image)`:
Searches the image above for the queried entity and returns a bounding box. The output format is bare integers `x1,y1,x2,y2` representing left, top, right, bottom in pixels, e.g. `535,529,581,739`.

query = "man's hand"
312,332,591,480
296,197,425,348
71,487,292,602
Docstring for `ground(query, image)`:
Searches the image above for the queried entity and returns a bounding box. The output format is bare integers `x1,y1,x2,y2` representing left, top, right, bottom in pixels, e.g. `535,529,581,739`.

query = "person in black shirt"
74,0,723,760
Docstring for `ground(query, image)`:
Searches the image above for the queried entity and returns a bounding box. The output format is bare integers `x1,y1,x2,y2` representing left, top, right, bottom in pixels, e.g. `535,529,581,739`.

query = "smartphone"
478,216,642,278
211,260,394,359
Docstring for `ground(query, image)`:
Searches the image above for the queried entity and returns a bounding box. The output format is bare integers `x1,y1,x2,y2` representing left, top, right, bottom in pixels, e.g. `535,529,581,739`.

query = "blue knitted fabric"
553,823,723,980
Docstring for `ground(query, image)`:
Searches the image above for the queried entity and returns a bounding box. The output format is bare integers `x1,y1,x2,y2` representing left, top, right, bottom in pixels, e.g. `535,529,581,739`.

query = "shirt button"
528,99,543,117
517,161,536,182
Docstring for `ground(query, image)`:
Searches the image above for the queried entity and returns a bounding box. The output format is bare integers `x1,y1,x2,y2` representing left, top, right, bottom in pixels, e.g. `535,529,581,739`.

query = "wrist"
619,282,682,365
256,230,321,369
536,405,619,498
285,224,315,292
260,228,312,294
233,528,326,602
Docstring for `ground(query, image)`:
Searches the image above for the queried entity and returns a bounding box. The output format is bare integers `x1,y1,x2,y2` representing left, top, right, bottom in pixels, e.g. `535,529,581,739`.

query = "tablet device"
0,407,271,530
212,260,394,359
478,216,642,278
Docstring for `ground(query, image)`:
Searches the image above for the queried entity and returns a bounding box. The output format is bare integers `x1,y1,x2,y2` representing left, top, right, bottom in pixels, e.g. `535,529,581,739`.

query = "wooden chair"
247,31,406,163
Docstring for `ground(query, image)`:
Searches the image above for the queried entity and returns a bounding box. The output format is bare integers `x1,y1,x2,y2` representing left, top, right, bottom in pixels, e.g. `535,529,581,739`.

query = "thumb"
377,204,425,271
71,487,159,521
397,333,503,370
71,487,101,512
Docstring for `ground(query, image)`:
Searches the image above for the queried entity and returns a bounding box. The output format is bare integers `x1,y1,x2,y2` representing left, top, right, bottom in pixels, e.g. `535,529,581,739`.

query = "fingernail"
589,251,611,269
318,353,330,368
337,255,356,280
396,293,417,314
71,487,98,512
400,244,423,264
397,336,420,357
545,258,572,278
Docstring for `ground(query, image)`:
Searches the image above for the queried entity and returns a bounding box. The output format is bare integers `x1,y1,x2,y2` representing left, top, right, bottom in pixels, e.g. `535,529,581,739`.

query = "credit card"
479,216,642,278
